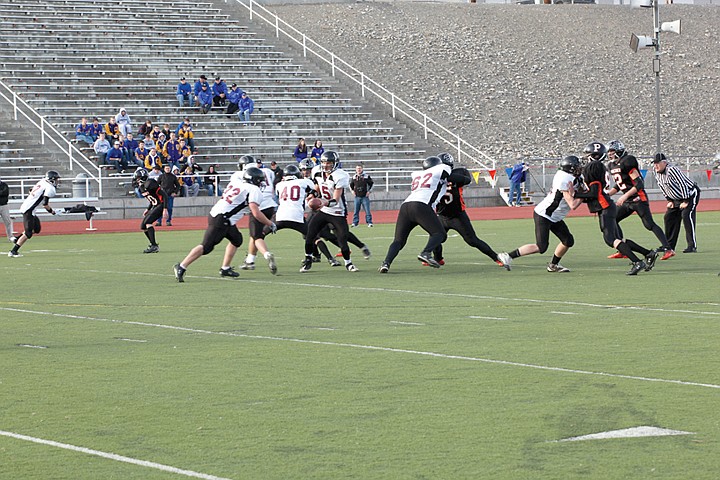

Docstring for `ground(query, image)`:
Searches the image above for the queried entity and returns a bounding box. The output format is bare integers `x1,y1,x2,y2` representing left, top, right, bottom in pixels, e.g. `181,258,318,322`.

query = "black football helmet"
238,155,256,171
583,142,607,162
438,152,455,168
320,151,339,172
133,168,148,185
559,155,582,176
422,156,442,170
283,164,301,179
242,166,265,187
45,170,60,186
607,139,626,159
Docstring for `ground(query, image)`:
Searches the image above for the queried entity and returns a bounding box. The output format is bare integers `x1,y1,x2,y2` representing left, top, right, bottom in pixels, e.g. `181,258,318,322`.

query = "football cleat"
345,263,358,272
240,261,255,270
378,262,389,273
329,258,341,267
9,236,17,244
417,251,440,268
644,250,659,272
143,244,159,254
368,223,373,228
497,252,512,271
661,249,676,260
626,261,646,276
7,250,22,258
547,263,570,273
220,267,240,278
173,263,186,282
607,252,627,259
422,259,445,267
312,255,322,263
682,247,697,253
361,245,371,259
299,257,313,273
266,253,277,275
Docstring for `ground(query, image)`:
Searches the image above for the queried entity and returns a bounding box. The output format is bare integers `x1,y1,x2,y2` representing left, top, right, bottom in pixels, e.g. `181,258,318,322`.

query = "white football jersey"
403,163,451,209
258,166,278,209
534,170,575,223
275,177,315,223
210,176,262,225
314,168,350,217
20,179,56,214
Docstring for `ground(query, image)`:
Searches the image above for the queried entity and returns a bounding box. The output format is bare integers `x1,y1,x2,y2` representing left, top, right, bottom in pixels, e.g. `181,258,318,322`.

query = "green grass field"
1,213,719,479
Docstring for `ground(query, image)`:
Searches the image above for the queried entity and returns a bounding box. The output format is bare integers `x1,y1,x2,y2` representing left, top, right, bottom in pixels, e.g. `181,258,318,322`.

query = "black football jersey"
140,178,166,207
608,155,647,202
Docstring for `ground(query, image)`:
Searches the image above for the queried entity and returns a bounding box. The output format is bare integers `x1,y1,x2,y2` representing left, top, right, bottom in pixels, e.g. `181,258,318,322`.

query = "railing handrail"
230,0,496,173
0,79,103,197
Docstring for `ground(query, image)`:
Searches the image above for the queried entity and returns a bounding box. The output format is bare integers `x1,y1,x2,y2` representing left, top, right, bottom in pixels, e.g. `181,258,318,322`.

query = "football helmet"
583,142,607,162
238,155,256,171
438,152,455,168
607,139,626,159
283,164,301,180
559,155,582,176
45,170,60,186
422,156,442,170
320,151,339,172
243,166,265,187
133,168,148,185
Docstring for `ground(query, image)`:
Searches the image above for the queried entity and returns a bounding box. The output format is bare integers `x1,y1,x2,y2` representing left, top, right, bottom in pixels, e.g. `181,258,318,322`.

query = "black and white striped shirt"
653,163,697,201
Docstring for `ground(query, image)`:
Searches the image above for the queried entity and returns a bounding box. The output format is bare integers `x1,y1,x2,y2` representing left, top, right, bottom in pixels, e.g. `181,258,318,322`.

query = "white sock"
264,251,273,260
246,254,256,263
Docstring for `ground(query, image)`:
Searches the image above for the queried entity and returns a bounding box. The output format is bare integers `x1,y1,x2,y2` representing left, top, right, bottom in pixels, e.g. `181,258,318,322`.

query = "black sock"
509,249,521,259
617,242,640,262
624,239,649,257
551,255,561,265
11,244,19,253
316,241,332,260
145,227,157,245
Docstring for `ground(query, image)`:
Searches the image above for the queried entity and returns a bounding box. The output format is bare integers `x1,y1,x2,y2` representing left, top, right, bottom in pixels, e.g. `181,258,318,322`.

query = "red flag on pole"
707,170,712,182
488,169,497,180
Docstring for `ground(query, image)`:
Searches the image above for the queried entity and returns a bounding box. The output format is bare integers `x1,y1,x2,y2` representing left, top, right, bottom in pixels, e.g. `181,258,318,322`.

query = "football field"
1,213,719,479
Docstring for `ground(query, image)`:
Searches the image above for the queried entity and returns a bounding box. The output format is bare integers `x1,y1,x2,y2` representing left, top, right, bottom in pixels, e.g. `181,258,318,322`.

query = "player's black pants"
433,211,497,261
384,202,446,266
305,211,350,260
200,214,244,255
616,200,670,249
664,188,700,251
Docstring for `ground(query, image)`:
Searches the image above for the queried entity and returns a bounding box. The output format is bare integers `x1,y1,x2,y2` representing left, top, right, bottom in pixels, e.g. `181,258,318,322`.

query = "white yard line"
3,306,720,391
0,430,233,480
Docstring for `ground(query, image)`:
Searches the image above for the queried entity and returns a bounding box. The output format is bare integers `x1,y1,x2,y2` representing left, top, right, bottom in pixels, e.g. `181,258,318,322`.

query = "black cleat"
173,263,185,283
143,244,159,254
417,251,440,268
300,257,313,273
378,262,389,273
626,261,646,276
644,250,659,271
220,266,240,278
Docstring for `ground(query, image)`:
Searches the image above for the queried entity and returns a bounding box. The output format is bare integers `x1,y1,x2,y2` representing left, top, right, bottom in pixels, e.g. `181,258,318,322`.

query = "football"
308,197,323,211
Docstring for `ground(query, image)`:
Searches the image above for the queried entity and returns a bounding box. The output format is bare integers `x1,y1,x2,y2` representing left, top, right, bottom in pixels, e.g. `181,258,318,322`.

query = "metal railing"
230,0,496,173
0,80,103,197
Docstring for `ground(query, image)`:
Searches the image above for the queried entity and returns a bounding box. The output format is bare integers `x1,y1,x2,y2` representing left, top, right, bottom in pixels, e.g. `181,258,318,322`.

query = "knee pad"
564,234,575,249
33,216,41,234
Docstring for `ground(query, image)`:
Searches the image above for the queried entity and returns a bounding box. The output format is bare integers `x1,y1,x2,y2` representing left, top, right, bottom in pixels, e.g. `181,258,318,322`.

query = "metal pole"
653,0,661,154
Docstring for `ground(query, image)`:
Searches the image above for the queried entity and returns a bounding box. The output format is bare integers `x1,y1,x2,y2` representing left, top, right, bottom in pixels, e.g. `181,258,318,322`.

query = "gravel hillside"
270,2,720,162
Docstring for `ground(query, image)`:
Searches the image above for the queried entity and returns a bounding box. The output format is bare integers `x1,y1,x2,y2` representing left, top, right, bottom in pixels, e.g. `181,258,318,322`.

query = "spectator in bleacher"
138,119,154,139
117,134,134,167
115,108,133,137
163,132,181,169
106,140,128,173
161,123,172,139
145,147,162,170
155,133,167,161
176,77,193,108
104,117,120,144
157,164,180,226
310,140,324,165
181,165,200,197
197,83,213,114
204,164,219,197
134,140,149,168
0,175,13,242
93,133,111,165
149,164,162,181
177,121,196,152
89,117,103,142
193,74,209,106
75,117,94,145
293,138,308,163
238,92,254,125
226,83,243,115
125,132,139,159
151,124,162,142
269,160,283,187
212,76,228,107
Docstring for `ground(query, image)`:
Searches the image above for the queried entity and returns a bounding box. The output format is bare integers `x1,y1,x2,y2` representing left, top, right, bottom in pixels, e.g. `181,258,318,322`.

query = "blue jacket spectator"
193,75,209,98
197,84,213,114
176,77,193,108
88,118,103,141
311,140,324,164
212,76,228,107
106,141,129,172
226,84,243,115
238,92,254,124
75,117,94,145
293,138,308,163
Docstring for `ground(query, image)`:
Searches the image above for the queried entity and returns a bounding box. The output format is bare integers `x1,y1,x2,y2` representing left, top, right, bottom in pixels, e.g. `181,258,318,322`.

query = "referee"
652,153,700,253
